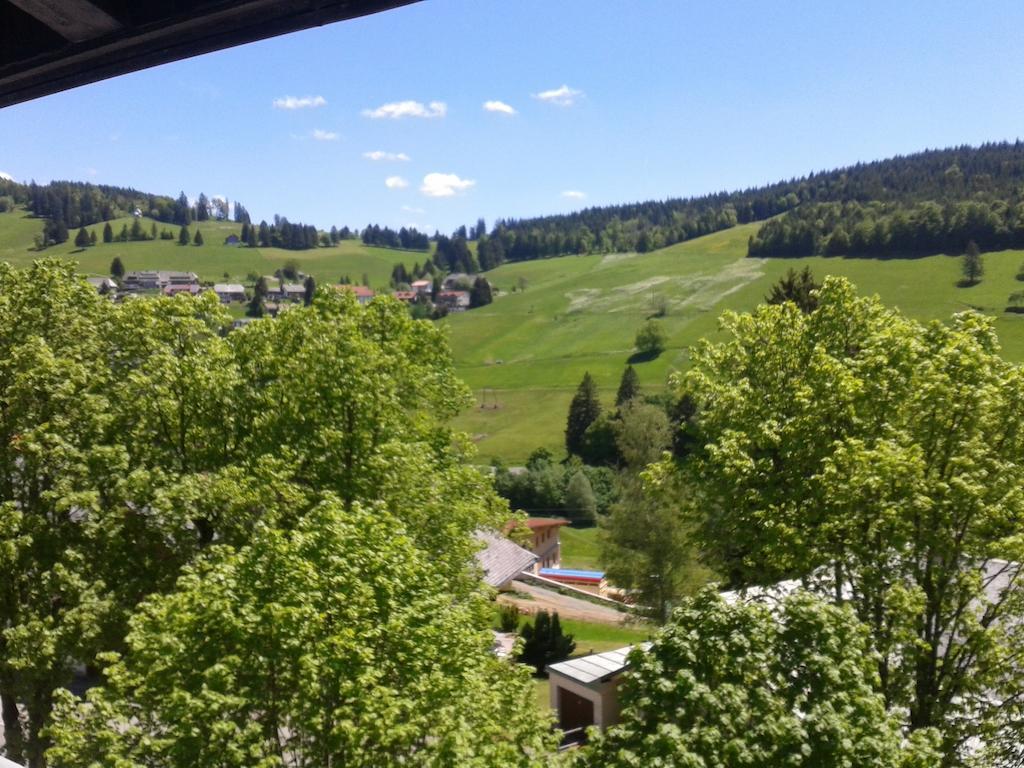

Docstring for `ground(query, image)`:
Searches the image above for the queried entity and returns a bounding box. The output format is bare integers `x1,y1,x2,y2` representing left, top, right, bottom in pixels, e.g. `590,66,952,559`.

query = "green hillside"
0,208,425,288
447,223,1024,462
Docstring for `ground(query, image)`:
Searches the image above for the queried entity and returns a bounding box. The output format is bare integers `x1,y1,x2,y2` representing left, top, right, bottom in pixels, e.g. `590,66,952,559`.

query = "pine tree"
102,222,113,243
89,230,97,246
118,224,128,242
962,240,983,285
469,277,493,308
110,257,125,280
74,227,90,248
765,267,820,312
150,222,157,240
247,277,267,318
518,611,576,675
193,229,204,246
178,225,190,246
615,365,641,407
303,275,316,306
566,372,602,456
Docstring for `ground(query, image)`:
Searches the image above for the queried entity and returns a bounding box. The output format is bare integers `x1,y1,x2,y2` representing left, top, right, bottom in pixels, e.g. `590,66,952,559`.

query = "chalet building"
124,270,199,291
213,283,247,303
163,283,201,296
282,283,306,301
474,530,538,589
410,279,432,296
437,290,470,312
392,290,417,303
85,276,117,295
340,285,375,305
508,517,569,570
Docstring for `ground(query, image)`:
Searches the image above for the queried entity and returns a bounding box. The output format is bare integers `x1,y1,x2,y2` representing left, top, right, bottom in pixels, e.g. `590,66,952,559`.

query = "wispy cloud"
273,95,327,110
312,129,339,141
0,171,12,181
385,176,410,189
533,84,583,106
362,100,446,119
483,100,517,115
364,150,411,161
401,205,425,214
421,172,475,198
561,190,586,200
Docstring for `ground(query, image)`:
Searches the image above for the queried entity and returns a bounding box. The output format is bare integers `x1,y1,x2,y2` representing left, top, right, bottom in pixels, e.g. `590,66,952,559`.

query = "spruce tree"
178,225,190,246
110,257,125,280
193,229,204,246
303,275,316,306
247,277,267,318
74,227,90,248
518,611,576,675
962,240,983,285
566,372,601,456
118,224,129,242
89,230,97,246
102,222,113,243
615,365,641,407
765,267,820,312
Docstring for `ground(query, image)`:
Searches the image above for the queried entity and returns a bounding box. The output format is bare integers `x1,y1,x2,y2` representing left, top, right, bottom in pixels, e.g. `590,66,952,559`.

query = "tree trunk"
1,687,27,765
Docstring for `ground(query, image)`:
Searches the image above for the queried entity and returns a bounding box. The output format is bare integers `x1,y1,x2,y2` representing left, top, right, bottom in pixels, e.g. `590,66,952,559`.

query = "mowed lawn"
448,223,1024,462
0,209,427,288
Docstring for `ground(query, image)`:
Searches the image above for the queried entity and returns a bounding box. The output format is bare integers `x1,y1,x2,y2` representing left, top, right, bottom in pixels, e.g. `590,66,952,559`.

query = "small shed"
547,644,648,736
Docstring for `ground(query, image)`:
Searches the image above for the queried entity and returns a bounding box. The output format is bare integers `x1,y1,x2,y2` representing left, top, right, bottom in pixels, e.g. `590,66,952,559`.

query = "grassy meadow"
0,208,427,289
447,223,1024,462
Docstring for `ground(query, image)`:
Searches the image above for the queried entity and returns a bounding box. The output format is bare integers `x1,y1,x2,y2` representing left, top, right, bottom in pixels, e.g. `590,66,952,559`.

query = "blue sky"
2,0,1024,233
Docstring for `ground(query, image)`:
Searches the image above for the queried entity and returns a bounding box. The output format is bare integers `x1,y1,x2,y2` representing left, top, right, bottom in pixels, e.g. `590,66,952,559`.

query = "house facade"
509,517,569,570
213,283,247,303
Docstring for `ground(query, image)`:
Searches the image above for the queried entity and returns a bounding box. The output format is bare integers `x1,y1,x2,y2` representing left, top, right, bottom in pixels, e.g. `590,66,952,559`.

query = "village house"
162,283,201,297
437,290,470,312
410,279,432,296
474,530,538,590
123,270,199,292
85,276,117,295
282,282,306,301
340,284,375,305
508,517,569,570
213,283,247,303
391,290,417,303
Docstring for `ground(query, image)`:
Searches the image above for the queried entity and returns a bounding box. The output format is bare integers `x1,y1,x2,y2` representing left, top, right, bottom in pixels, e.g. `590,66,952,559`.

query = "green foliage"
633,319,666,358
47,502,557,767
614,399,671,470
585,589,941,767
764,266,819,312
247,276,266,318
578,413,620,467
303,274,316,306
0,263,537,765
177,224,190,246
565,372,601,456
470,276,493,308
73,226,90,248
498,603,521,633
518,611,575,675
282,257,300,280
564,470,597,524
192,228,203,246
675,276,1024,762
614,365,641,407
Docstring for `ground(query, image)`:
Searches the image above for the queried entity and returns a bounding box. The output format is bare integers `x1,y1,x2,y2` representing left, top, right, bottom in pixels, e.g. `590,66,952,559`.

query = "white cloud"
561,190,586,200
533,84,583,106
0,171,12,181
385,176,410,189
401,205,425,214
363,150,411,161
420,172,475,198
312,129,339,141
483,100,517,115
273,95,327,110
362,100,446,119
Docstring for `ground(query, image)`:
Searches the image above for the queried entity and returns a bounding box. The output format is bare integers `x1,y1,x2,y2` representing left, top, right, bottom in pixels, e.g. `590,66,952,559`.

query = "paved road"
499,579,632,624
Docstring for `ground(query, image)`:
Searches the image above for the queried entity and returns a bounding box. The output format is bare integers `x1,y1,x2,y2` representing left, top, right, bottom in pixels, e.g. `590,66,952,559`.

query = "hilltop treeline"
471,140,1024,263
361,224,430,250
747,141,1024,257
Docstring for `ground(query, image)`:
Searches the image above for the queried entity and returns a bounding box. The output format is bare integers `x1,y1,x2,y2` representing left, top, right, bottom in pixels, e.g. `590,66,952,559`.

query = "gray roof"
214,283,246,293
475,530,537,588
548,644,650,685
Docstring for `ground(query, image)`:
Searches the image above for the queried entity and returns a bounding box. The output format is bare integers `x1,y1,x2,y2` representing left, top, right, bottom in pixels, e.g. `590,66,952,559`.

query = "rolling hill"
447,224,1024,462
0,208,426,289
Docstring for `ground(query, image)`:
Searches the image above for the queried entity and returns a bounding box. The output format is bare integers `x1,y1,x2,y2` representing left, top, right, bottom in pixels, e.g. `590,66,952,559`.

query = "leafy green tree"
282,258,300,280
614,399,670,470
565,372,601,456
518,611,575,675
585,589,940,767
614,365,641,407
578,413,620,467
193,228,203,246
73,226,89,247
48,501,556,768
961,239,983,284
564,470,597,524
599,468,705,624
110,256,124,280
177,224,190,246
633,319,666,358
102,222,113,243
765,266,819,312
674,276,1024,762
